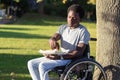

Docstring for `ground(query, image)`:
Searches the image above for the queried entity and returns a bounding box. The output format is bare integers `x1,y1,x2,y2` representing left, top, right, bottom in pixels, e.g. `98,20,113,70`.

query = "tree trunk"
37,0,44,15
96,0,120,80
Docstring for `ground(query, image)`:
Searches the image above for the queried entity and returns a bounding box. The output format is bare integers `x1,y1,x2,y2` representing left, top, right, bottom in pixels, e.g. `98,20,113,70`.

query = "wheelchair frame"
44,45,107,80
61,57,107,80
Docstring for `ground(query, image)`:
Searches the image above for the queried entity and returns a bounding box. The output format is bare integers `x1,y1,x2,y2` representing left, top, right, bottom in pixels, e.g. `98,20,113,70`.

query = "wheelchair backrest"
71,44,90,61
82,44,90,58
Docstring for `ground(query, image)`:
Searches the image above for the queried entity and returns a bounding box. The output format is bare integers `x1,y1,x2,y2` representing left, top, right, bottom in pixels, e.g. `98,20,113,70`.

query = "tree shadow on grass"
0,27,36,31
0,31,50,39
0,53,42,80
11,13,66,26
0,47,24,50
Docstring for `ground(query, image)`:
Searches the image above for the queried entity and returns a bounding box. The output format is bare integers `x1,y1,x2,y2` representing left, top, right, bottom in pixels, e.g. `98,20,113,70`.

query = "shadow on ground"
0,53,40,80
0,31,50,39
0,53,60,80
1,13,66,26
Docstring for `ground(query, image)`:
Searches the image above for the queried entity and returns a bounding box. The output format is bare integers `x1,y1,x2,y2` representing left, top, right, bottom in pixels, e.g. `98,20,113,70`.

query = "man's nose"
70,18,74,21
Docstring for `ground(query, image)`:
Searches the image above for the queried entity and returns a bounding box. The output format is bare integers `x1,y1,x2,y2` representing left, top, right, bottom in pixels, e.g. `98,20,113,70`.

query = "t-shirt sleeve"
56,25,67,35
79,28,90,44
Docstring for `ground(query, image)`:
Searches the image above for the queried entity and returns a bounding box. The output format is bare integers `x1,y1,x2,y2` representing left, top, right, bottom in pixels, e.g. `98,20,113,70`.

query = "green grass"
0,13,96,80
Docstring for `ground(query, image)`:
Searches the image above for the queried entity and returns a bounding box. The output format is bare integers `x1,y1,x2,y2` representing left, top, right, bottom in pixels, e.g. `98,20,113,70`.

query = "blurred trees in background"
0,0,96,21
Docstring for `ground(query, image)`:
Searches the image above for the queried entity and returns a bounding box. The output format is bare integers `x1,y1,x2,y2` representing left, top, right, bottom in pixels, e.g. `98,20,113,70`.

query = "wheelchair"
44,45,107,80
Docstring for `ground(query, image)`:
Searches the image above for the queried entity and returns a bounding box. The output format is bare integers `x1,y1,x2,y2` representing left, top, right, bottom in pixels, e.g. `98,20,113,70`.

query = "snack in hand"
38,49,66,55
39,49,58,54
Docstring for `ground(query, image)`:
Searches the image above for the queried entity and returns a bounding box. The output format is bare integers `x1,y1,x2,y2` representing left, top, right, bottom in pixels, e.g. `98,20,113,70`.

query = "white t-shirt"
57,24,90,53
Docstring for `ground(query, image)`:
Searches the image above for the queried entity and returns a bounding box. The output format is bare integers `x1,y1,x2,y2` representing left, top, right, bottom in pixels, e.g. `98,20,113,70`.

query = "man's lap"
30,57,71,69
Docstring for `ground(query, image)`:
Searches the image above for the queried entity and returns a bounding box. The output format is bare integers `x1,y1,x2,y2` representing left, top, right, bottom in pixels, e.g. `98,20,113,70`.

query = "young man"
27,4,90,80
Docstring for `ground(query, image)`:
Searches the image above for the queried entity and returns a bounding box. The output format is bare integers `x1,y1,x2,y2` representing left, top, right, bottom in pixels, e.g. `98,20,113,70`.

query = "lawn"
0,13,96,80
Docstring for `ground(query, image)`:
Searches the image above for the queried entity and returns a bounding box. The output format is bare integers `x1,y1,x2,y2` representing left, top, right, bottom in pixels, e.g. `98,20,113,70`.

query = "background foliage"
0,0,96,21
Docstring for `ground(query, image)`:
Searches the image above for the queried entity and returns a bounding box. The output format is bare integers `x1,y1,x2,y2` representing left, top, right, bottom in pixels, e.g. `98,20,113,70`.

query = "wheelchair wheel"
61,58,107,80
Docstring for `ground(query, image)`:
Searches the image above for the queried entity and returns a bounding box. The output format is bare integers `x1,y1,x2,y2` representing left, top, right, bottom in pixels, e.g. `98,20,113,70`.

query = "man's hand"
49,38,59,50
49,33,61,50
45,54,60,60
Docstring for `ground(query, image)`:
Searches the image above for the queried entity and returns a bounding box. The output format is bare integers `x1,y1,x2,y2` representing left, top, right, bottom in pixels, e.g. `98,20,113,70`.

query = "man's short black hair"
67,4,85,19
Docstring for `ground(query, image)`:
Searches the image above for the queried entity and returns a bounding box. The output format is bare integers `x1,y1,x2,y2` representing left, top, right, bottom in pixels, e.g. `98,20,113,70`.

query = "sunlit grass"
0,13,96,80
0,73,31,80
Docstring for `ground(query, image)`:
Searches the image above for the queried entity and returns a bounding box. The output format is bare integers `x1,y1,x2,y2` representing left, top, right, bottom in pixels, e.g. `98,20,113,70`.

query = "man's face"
67,10,80,28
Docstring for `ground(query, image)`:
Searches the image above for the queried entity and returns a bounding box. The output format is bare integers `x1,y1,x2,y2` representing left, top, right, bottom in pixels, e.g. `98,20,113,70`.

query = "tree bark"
96,0,120,80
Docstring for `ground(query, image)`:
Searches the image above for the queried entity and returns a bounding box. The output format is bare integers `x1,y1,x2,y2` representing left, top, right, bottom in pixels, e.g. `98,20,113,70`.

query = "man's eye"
68,16,71,18
73,17,77,20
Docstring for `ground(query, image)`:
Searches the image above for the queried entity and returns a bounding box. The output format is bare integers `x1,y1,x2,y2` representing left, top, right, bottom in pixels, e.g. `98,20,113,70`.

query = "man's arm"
43,33,61,58
62,43,86,59
47,43,87,60
50,33,61,41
